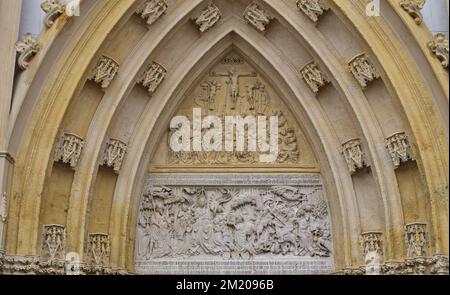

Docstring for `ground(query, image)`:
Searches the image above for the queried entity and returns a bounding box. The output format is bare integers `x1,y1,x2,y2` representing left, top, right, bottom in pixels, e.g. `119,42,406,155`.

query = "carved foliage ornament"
102,139,127,173
136,0,168,26
54,133,84,168
86,233,110,266
194,4,222,33
400,0,426,25
42,225,66,261
428,33,449,69
139,62,167,95
342,138,369,174
385,132,413,169
243,3,273,32
15,33,40,70
296,0,329,23
40,0,66,28
405,223,428,258
348,54,380,89
89,55,119,89
300,61,330,94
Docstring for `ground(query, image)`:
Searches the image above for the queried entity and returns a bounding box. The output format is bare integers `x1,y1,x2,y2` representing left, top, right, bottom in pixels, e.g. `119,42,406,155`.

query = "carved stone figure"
300,62,330,94
42,224,66,261
211,67,257,109
135,184,332,262
41,0,66,28
198,81,221,111
365,250,381,275
243,3,273,32
342,138,369,174
15,33,40,70
405,223,428,258
360,232,383,261
428,33,449,69
54,133,84,168
296,0,329,23
139,62,167,95
101,139,127,173
136,0,168,26
400,0,426,25
245,81,269,113
86,233,110,266
89,55,119,89
348,54,380,89
194,4,222,33
385,132,413,169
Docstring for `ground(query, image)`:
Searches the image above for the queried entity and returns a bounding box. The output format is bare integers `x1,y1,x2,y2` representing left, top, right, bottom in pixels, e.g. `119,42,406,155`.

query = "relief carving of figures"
139,62,167,95
197,81,222,111
342,138,369,174
54,133,84,168
41,0,66,28
428,33,449,69
136,0,168,26
385,132,413,169
89,55,119,89
400,0,426,25
360,232,383,274
296,0,329,23
348,54,380,89
245,81,270,114
101,139,127,173
15,33,40,70
243,3,273,32
86,233,110,266
300,62,330,94
275,111,299,163
194,4,222,33
211,67,256,110
42,225,66,261
405,223,428,258
135,185,331,261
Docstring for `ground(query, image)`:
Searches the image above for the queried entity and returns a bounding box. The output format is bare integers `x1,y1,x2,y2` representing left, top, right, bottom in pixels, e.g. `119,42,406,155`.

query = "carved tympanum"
136,0,168,26
101,139,127,173
348,54,380,89
300,62,330,94
54,133,84,168
405,223,428,258
194,4,222,33
342,139,369,174
41,0,66,27
296,0,329,23
428,33,449,69
41,225,66,261
89,55,119,89
15,33,40,70
243,3,273,32
86,233,110,266
400,0,426,25
385,132,413,169
139,62,167,95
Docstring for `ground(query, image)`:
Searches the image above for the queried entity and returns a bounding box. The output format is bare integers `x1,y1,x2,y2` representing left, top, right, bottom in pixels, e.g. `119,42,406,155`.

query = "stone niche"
134,173,333,275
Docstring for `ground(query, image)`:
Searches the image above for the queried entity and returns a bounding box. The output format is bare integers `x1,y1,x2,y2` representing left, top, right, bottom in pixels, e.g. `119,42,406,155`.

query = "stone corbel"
400,0,426,25
15,33,41,70
40,0,66,28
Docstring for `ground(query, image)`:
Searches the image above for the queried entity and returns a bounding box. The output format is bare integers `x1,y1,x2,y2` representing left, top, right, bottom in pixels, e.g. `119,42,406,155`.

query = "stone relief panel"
101,139,127,173
405,223,428,259
296,0,329,23
139,61,167,95
86,233,110,266
135,173,333,274
41,224,66,262
89,55,120,89
243,2,273,32
193,4,222,33
136,0,168,26
54,132,84,169
385,132,413,169
341,138,369,174
150,52,318,170
348,53,380,89
299,61,330,94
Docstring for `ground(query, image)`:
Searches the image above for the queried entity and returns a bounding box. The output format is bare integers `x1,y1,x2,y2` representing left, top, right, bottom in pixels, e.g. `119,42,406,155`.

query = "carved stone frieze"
193,4,222,33
400,0,426,25
243,3,273,32
54,133,84,168
428,33,449,69
136,0,168,26
89,55,119,89
296,0,329,23
41,224,66,262
101,139,127,173
348,54,380,89
86,233,110,266
300,61,330,94
405,223,428,258
139,62,167,95
15,33,40,70
385,132,413,169
342,139,369,174
135,176,332,274
40,0,66,28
